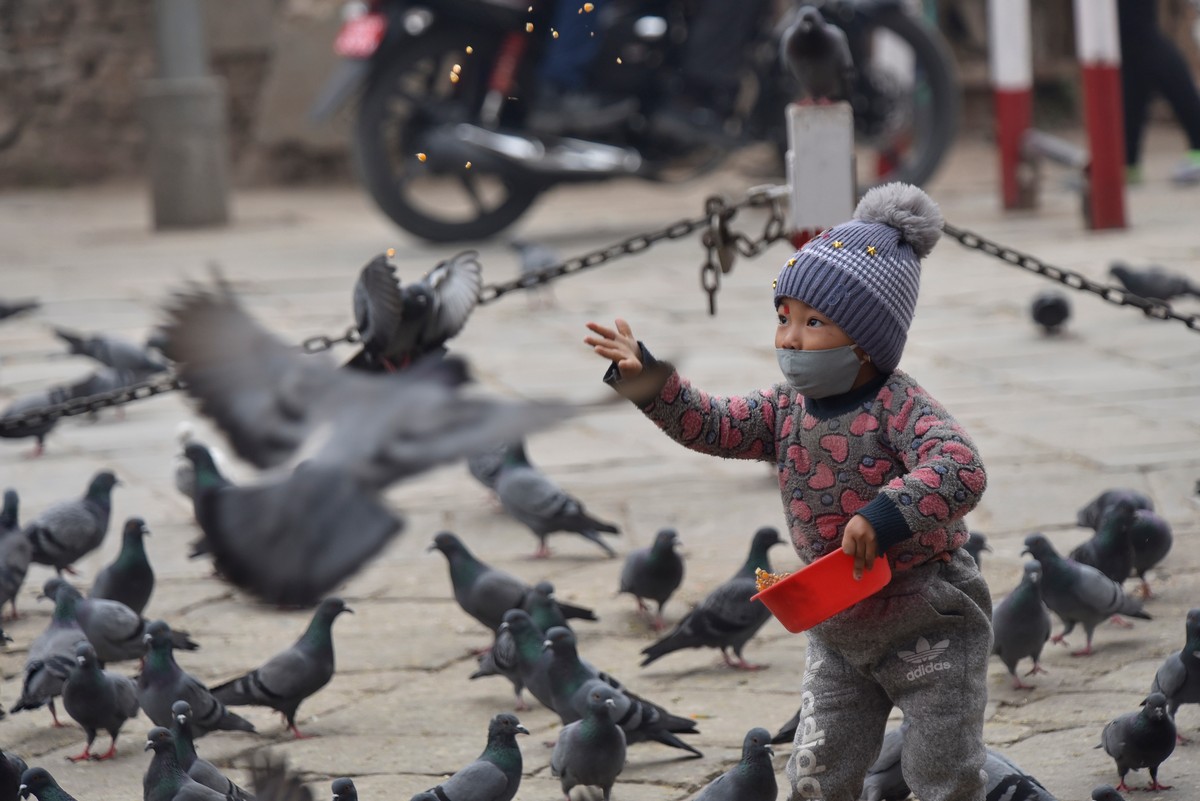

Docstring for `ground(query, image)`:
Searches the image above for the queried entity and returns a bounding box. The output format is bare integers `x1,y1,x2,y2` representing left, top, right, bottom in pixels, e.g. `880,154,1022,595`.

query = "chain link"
942,222,1200,332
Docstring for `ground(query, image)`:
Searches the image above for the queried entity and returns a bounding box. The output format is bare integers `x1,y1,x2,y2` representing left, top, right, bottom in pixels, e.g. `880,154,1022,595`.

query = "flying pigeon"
992,562,1052,690
1069,499,1136,585
53,327,169,376
0,386,71,457
346,250,482,372
143,727,236,801
171,701,254,801
2,749,29,801
550,684,626,801
414,713,528,801
692,727,776,801
1030,290,1071,334
162,275,574,606
1076,489,1154,530
471,615,530,710
138,620,256,737
44,578,198,665
0,488,32,619
963,531,991,568
780,5,855,103
1099,692,1176,792
1109,261,1200,302
330,779,355,801
1129,510,1172,599
25,471,118,574
618,527,685,631
543,626,702,757
1150,608,1200,737
17,768,78,801
89,517,155,616
1021,533,1150,656
211,597,352,738
640,526,781,670
8,583,89,726
492,442,620,558
0,298,38,322
61,642,140,762
429,531,596,634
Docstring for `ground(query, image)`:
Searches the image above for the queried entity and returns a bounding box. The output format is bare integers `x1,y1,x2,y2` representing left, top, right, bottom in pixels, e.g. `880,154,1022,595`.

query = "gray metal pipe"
154,0,209,80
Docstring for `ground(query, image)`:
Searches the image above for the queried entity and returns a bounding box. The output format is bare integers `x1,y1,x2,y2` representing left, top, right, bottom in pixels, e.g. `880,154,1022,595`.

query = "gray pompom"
853,182,943,259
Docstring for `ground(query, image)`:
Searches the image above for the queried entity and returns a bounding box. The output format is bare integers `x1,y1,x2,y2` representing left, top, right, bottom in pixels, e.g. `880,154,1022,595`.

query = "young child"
585,183,992,801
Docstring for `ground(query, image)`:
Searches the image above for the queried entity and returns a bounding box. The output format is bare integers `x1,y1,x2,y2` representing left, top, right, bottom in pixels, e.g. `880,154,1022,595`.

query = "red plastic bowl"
752,548,892,633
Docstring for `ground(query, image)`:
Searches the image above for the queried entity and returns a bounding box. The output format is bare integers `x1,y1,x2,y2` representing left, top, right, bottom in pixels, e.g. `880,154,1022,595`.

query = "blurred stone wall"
0,0,1198,187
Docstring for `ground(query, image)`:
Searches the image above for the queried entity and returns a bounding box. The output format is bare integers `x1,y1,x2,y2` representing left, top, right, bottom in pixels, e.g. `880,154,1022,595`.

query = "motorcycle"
312,0,960,243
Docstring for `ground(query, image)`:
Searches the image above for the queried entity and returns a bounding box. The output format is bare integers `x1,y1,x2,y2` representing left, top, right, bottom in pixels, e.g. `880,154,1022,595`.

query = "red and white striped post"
988,0,1033,209
1074,0,1126,230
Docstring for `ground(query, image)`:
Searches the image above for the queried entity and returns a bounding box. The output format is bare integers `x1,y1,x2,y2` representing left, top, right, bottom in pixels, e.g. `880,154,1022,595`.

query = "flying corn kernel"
583,2,594,10
526,22,534,32
452,64,461,73
465,161,472,169
755,567,790,592
386,248,395,258
552,29,559,38
465,45,473,54
417,153,427,162
616,57,622,64
449,72,460,83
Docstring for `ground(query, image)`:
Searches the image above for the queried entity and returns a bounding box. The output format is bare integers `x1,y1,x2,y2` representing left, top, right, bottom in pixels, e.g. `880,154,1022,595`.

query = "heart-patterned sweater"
608,356,986,571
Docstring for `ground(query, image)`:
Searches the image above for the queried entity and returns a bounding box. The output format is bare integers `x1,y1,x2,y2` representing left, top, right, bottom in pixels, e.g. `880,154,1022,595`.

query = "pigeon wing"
353,255,405,353
437,760,510,800
419,250,482,348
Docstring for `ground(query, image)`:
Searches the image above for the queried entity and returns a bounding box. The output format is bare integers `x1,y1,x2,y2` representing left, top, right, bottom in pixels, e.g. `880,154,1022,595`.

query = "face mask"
776,345,864,398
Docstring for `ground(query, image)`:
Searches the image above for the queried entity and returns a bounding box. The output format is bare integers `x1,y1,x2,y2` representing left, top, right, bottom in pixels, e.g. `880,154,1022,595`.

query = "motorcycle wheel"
354,31,542,243
849,6,960,189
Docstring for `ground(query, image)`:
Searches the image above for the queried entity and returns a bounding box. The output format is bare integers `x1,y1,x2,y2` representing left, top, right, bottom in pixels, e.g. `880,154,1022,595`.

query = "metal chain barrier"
942,222,1200,332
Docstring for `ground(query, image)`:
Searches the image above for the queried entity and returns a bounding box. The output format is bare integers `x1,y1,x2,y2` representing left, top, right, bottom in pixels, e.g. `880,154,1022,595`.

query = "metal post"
1074,0,1126,230
988,0,1035,210
141,0,231,229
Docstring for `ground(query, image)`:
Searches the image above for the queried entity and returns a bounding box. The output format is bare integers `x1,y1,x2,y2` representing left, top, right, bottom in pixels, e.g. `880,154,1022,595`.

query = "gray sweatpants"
785,550,993,801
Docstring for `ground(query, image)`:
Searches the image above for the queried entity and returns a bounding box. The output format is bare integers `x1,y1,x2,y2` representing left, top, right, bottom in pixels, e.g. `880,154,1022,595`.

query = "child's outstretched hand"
584,318,643,380
842,515,878,581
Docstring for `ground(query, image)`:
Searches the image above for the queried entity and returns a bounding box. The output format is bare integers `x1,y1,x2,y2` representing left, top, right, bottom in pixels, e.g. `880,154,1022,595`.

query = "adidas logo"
898,637,951,681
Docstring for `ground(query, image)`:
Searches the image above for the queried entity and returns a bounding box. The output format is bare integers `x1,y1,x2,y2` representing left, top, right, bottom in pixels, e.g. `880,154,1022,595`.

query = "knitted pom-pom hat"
773,182,943,373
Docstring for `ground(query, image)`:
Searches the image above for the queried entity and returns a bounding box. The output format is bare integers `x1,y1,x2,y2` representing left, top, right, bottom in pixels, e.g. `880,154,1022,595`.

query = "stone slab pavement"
2,134,1200,801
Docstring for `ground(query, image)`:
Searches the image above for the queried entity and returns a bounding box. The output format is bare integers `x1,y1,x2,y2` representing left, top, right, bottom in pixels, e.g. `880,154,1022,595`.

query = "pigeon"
692,727,776,801
174,426,231,502
53,327,169,376
859,723,1058,801
180,443,231,560
163,276,573,606
780,5,855,103
1150,608,1200,733
1030,290,1071,334
144,727,236,801
543,626,703,757
467,443,510,492
44,578,198,664
509,240,559,307
330,779,355,801
992,562,1052,690
245,754,312,801
415,713,528,801
138,620,256,737
492,442,621,558
0,488,32,618
0,298,38,322
90,517,155,615
1076,489,1154,530
1109,261,1200,302
1091,787,1126,801
1021,533,1150,656
471,613,532,710
25,470,118,574
8,582,89,725
0,386,71,457
519,580,590,635
61,642,140,761
477,608,557,710
550,684,626,801
346,250,482,372
963,531,991,568
1129,510,1172,598
2,749,29,801
619,527,685,631
640,526,782,669
1069,499,1136,585
429,531,597,634
171,701,254,801
17,768,77,801
211,597,352,738
1099,692,1176,792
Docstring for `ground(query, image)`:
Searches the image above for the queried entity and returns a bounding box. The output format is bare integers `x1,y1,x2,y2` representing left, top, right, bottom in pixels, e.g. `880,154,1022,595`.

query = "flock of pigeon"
0,248,1198,801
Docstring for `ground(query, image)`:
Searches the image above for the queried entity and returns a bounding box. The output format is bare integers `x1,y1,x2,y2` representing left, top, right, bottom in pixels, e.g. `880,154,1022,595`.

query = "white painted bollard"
1074,0,1126,229
785,102,856,249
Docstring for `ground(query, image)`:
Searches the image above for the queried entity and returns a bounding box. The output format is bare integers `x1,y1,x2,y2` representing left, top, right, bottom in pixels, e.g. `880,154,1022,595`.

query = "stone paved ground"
2,132,1200,801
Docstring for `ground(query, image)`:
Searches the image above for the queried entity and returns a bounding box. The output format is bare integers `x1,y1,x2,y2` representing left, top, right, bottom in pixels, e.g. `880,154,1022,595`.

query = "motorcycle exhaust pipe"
449,124,643,177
